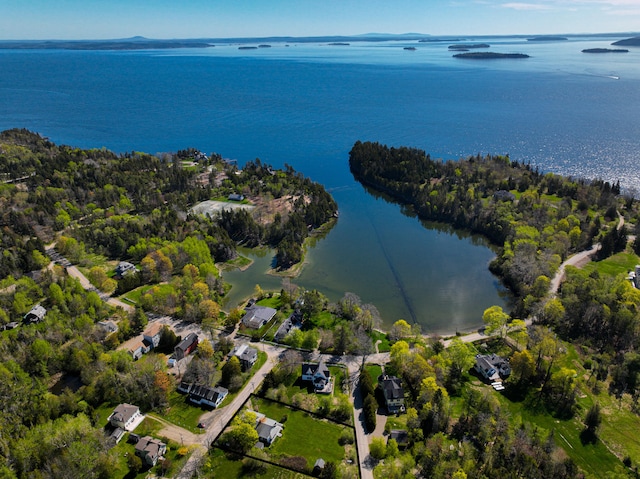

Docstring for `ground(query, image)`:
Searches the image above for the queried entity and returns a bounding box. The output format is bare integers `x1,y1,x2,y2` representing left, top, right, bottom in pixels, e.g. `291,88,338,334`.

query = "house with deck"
301,360,333,394
108,403,144,431
474,353,511,382
241,305,277,329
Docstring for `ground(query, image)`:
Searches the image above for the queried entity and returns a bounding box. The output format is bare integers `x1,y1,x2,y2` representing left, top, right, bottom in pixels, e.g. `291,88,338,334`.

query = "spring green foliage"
349,140,623,316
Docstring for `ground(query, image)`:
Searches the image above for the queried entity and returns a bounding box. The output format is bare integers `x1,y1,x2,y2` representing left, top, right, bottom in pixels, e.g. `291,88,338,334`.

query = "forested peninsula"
0,129,337,279
349,141,629,316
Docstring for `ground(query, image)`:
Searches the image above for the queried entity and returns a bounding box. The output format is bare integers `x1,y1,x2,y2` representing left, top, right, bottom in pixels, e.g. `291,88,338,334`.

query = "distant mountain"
612,36,640,46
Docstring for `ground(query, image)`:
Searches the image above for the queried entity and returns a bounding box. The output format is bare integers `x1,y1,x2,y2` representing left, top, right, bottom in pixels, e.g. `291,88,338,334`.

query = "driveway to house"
174,343,281,479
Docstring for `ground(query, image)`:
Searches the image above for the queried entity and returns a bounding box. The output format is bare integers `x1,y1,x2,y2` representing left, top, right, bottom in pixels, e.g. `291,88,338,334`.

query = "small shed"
313,458,325,476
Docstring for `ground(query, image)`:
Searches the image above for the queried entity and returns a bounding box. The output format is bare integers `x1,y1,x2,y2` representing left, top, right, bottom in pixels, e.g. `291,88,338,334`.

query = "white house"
301,360,333,393
475,354,511,382
188,385,228,408
108,403,143,431
232,344,258,371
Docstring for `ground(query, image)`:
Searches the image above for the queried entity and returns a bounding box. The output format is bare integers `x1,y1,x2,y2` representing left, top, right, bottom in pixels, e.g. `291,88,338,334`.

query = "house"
254,412,284,445
108,403,143,431
381,375,405,414
493,190,516,202
174,332,199,360
135,436,166,466
115,261,137,277
23,304,46,324
241,305,277,329
177,380,193,394
188,384,228,408
128,339,150,360
228,193,245,201
109,427,126,445
232,344,258,371
97,320,118,335
475,354,511,382
301,360,333,394
274,310,303,342
388,429,409,449
142,323,164,349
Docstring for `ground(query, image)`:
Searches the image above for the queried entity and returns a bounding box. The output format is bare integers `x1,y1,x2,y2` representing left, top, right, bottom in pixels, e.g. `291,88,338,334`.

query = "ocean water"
1,36,639,333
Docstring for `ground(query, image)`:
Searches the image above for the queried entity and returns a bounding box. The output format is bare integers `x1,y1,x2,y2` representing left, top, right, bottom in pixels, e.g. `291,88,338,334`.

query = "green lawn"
370,330,391,352
206,448,308,479
158,391,207,433
250,397,352,468
584,250,639,277
365,364,383,387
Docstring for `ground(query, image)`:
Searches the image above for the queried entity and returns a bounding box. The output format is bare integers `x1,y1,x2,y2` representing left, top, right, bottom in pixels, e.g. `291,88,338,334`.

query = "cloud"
501,2,553,10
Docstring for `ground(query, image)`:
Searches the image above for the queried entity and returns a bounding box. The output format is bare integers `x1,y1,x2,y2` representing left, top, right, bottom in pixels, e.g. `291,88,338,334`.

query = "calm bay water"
1,36,639,333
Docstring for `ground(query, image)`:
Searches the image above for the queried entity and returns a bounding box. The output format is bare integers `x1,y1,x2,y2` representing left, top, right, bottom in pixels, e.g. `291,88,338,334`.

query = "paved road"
175,343,281,479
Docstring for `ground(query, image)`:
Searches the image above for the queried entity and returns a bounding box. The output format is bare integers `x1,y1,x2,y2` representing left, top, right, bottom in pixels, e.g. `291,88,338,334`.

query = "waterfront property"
241,304,277,329
474,353,511,382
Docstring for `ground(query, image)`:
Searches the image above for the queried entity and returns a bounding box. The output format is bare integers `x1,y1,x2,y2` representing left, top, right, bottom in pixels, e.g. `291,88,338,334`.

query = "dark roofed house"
115,261,137,277
241,305,277,329
24,304,46,324
381,375,405,414
475,353,511,382
174,332,199,360
188,384,228,408
301,360,333,394
135,436,166,466
388,429,409,449
232,344,258,371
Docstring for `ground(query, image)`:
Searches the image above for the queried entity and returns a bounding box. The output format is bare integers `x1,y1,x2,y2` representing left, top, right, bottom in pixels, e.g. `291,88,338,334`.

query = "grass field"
584,249,639,277
249,397,353,468
207,448,308,479
160,391,207,433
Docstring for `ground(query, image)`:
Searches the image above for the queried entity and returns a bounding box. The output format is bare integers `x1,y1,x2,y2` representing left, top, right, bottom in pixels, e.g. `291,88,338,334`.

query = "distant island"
449,43,490,50
238,46,258,50
453,52,529,59
328,42,350,46
403,46,416,51
527,36,568,41
612,36,640,46
258,44,272,48
582,48,628,53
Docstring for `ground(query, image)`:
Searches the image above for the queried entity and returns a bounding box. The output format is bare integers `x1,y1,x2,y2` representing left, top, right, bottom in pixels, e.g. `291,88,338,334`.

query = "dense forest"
0,128,337,280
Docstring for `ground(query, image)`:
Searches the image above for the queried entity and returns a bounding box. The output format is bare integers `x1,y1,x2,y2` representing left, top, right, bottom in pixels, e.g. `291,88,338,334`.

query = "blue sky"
1,0,638,40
